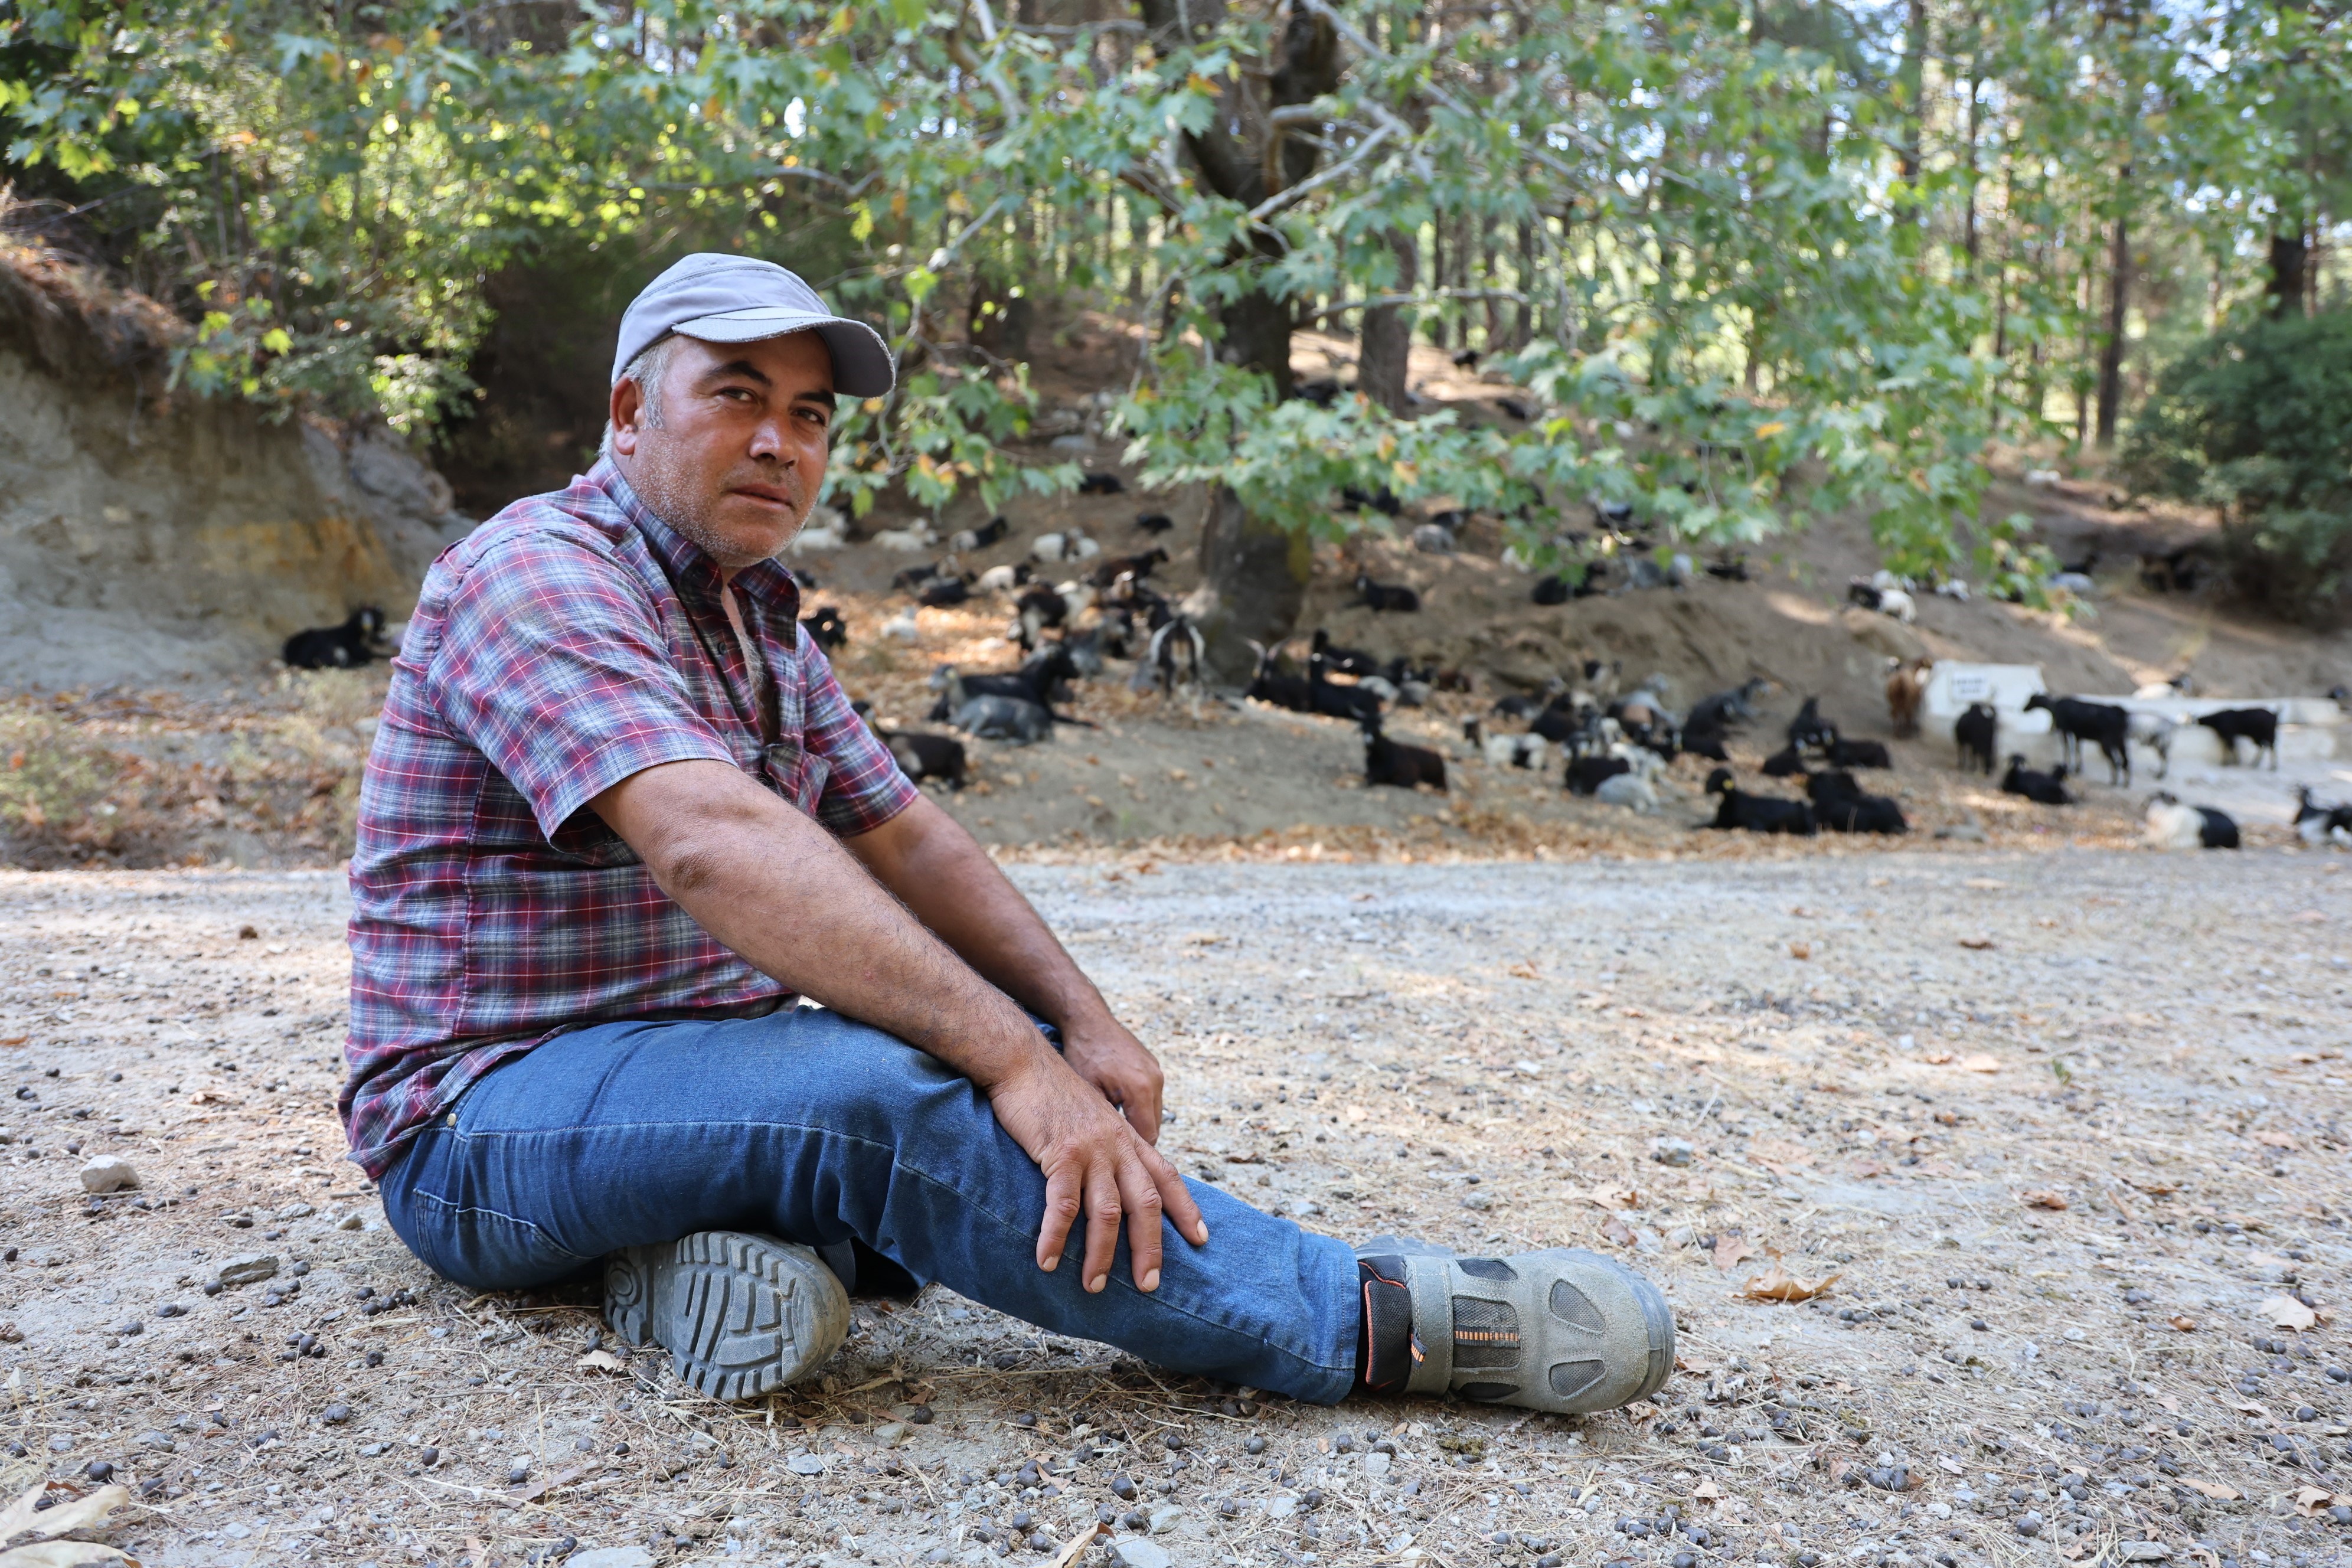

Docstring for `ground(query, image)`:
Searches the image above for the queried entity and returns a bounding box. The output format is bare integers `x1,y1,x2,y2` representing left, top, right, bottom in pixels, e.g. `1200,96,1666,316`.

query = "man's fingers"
1113,1148,1167,1292
1122,1074,1164,1144
1036,1161,1082,1274
1144,1138,1210,1246
1081,1159,1124,1293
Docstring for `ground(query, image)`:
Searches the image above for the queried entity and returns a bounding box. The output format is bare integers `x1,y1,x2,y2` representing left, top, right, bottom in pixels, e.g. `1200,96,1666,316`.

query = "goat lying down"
2144,793,2239,850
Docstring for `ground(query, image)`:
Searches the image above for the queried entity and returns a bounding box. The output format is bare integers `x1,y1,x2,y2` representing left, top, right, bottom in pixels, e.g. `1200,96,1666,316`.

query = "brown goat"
1884,656,1932,738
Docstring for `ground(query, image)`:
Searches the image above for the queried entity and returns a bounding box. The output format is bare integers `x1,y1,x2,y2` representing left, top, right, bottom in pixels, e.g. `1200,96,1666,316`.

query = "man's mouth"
730,484,796,511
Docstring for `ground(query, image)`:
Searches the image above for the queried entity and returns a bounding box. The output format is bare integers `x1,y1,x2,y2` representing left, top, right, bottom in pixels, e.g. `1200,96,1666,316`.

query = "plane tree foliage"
5,0,2346,643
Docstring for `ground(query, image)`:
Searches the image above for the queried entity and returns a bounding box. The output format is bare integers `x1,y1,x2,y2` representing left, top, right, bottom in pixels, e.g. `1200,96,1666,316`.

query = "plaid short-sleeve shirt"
338,460,917,1180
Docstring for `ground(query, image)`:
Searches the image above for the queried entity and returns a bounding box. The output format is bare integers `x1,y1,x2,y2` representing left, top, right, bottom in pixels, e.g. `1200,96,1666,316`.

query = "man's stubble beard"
623,433,805,573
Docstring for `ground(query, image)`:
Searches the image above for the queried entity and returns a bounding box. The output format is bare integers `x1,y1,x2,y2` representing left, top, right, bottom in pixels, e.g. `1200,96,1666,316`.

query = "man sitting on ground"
339,251,1672,1412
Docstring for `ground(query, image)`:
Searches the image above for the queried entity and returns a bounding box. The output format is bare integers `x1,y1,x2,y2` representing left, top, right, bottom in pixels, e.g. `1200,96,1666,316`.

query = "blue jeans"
377,1006,1360,1404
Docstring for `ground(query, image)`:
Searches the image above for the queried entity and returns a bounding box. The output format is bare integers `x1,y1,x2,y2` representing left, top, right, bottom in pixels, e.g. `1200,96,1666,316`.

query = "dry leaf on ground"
2253,1130,2298,1151
0,1485,133,1547
2176,1478,2243,1501
2264,1295,2319,1331
1712,1233,1757,1272
1740,1255,1840,1303
1746,1138,1815,1174
0,1544,140,1568
576,1350,626,1373
1958,936,1995,950
1587,1185,1642,1210
1788,942,1811,960
2021,1189,2070,1210
1599,1214,1638,1248
1961,1053,2004,1073
2294,1487,2349,1517
2169,1314,2199,1331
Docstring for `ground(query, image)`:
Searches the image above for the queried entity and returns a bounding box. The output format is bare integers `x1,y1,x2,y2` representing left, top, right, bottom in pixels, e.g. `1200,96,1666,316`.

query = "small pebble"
420,1446,439,1466
321,1403,351,1425
1244,1436,1266,1455
85,1460,113,1482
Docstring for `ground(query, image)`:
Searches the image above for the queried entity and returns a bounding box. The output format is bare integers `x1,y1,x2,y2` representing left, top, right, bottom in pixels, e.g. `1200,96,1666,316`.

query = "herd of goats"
274,482,2352,848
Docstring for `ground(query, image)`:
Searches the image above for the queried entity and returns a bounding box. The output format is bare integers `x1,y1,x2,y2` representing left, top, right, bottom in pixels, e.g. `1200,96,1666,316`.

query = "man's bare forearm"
844,796,1115,1035
590,762,1052,1087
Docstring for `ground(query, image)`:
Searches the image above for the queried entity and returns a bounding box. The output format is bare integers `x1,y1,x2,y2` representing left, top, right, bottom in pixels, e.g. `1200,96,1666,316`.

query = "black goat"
1531,574,1570,606
2024,694,2131,785
917,576,974,608
1680,716,1732,762
1451,348,1482,369
1703,768,1815,835
1309,629,1382,678
1565,755,1632,796
1491,691,1550,721
1340,485,1403,517
945,515,1010,553
1787,697,1838,753
1362,716,1447,791
1760,745,1807,777
1293,378,1342,408
283,607,389,670
890,561,942,592
1243,639,1314,714
1077,472,1126,496
1688,678,1775,731
1012,583,1066,649
1088,548,1168,589
1827,737,1893,770
2199,707,2279,769
1808,770,1909,834
2000,755,2072,805
1134,512,1174,534
800,605,850,651
1497,397,1531,422
928,643,1079,721
1309,654,1385,724
1954,703,1997,775
880,729,968,789
1355,573,1422,613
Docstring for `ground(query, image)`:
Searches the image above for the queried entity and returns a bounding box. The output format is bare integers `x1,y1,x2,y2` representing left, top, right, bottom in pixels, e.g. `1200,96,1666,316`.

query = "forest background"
4,0,2349,651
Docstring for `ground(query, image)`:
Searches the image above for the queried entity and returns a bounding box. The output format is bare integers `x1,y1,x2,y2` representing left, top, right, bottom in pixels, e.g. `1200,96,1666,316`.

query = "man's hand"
1061,1017,1166,1144
982,1046,1208,1293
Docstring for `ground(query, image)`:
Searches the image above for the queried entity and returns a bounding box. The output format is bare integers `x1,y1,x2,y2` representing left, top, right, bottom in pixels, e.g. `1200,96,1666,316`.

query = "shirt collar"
586,459,804,621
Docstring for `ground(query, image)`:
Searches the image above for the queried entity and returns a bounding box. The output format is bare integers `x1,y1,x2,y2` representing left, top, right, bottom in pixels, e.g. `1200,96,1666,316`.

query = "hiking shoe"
603,1231,850,1402
1356,1237,1673,1413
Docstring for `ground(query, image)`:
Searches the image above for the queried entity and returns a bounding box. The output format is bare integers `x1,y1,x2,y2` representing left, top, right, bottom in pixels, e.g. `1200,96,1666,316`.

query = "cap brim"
672,307,896,399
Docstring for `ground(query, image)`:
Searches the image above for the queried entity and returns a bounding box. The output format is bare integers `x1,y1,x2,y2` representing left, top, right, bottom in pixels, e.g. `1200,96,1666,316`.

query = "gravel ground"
1,850,2348,1568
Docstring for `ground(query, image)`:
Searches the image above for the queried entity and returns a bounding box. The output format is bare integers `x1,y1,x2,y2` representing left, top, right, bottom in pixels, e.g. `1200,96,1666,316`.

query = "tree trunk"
1895,0,1928,231
2095,209,2129,449
1140,0,1338,669
2267,231,2308,319
1359,231,1418,414
1193,485,1312,685
1514,221,1536,348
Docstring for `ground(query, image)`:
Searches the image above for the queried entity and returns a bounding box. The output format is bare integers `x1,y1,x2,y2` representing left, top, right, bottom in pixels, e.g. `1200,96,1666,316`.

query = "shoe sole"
603,1231,850,1402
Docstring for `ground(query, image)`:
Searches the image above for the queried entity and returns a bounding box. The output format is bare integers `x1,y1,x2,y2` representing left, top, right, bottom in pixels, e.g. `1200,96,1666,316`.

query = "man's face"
607,331,837,574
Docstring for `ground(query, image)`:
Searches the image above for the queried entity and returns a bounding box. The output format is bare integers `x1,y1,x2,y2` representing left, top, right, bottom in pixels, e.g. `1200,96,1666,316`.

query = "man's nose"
747,414,793,464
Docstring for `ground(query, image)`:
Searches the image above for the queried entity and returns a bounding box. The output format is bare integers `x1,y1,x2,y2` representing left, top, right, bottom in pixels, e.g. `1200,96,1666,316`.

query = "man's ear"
608,378,645,458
